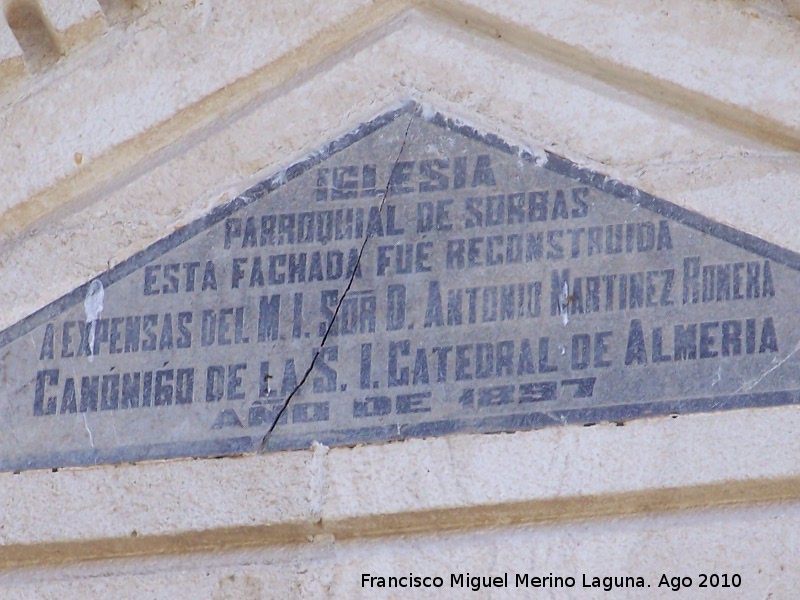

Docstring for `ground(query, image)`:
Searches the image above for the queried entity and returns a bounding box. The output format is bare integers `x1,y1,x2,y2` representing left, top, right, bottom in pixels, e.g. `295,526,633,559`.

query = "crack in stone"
737,339,800,394
82,413,94,449
259,114,415,452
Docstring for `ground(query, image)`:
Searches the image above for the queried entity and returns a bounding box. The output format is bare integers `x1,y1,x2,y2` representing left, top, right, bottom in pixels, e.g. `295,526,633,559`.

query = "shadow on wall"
3,0,60,71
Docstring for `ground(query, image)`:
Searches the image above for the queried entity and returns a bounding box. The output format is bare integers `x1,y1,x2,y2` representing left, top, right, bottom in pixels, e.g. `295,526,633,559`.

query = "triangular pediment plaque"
2,102,798,471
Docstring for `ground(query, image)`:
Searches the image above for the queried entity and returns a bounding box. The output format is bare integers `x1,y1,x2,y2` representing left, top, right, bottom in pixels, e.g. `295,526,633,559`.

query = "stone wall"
1,0,800,596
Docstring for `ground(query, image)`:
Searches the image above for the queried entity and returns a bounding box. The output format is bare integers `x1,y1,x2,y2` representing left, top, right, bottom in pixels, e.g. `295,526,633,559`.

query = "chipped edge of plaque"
4,390,800,471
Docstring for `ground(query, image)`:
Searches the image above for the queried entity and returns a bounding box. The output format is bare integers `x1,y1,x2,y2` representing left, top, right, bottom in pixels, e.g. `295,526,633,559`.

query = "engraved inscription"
3,103,800,472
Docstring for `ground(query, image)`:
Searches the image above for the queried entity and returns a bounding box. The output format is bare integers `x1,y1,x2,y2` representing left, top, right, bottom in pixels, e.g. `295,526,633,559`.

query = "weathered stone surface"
1,103,798,472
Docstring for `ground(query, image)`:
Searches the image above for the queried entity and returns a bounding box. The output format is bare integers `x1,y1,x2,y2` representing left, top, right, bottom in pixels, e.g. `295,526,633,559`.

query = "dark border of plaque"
3,101,800,470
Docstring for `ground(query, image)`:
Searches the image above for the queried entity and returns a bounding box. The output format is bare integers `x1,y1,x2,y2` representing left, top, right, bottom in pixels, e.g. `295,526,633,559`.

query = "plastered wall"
2,0,800,597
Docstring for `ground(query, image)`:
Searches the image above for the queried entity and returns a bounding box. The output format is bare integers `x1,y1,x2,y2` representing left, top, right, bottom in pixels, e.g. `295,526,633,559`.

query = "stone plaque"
2,103,799,472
